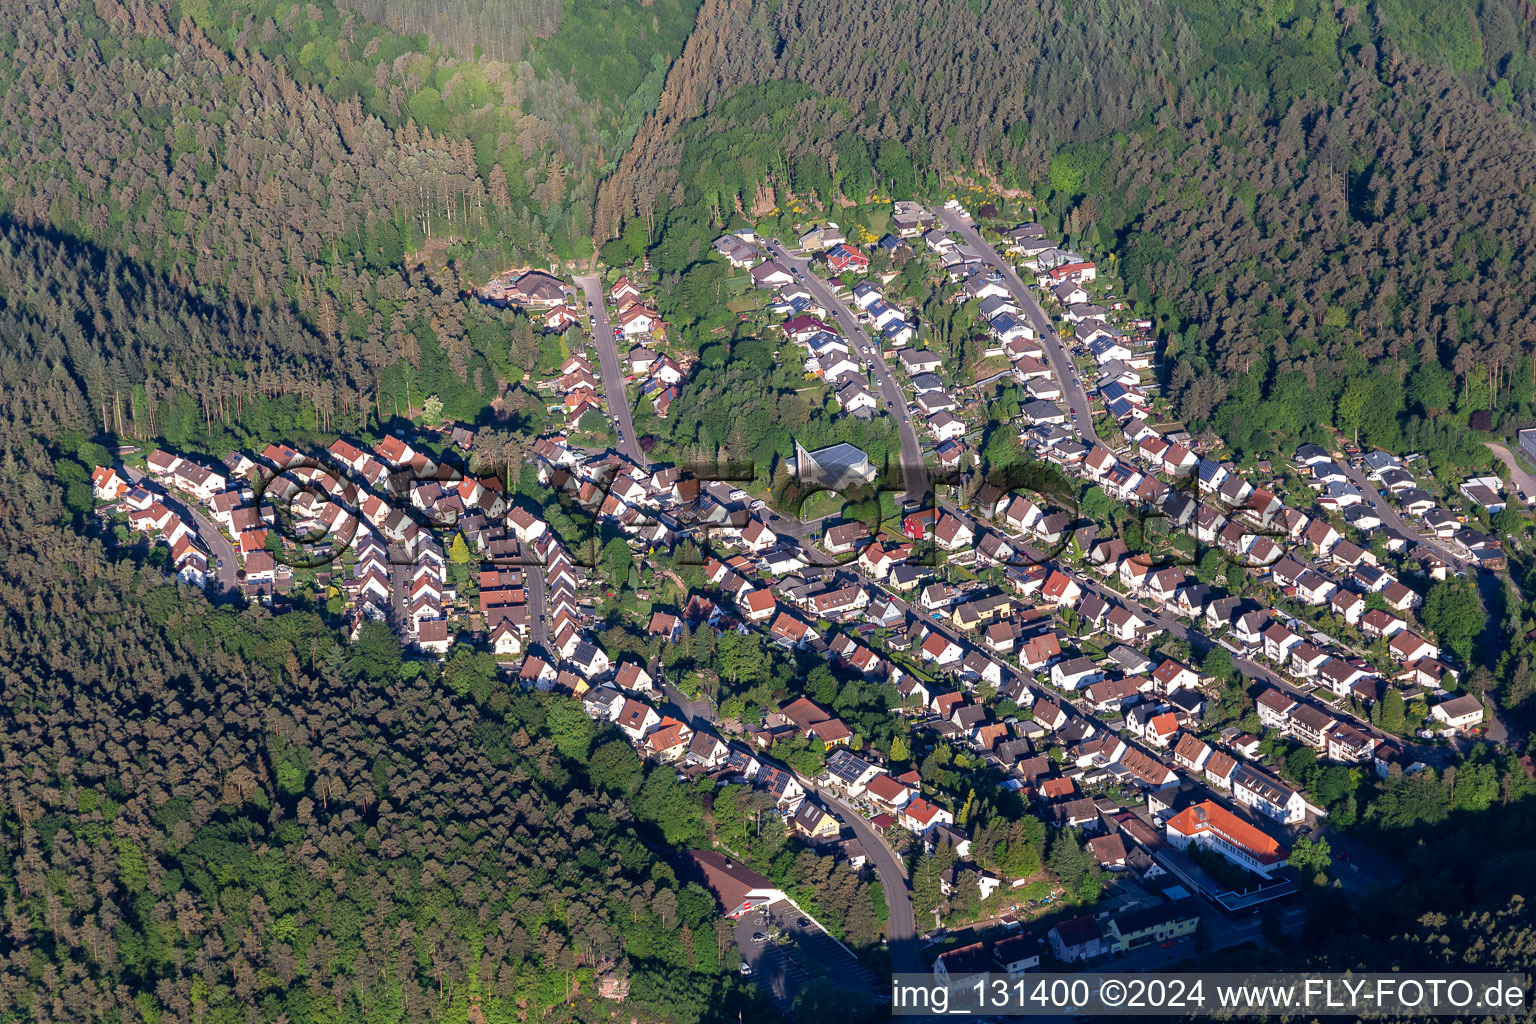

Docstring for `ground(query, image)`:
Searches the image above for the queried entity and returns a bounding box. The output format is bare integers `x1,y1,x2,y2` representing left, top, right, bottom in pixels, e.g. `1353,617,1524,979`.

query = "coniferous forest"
5,0,1536,1019
603,0,1536,451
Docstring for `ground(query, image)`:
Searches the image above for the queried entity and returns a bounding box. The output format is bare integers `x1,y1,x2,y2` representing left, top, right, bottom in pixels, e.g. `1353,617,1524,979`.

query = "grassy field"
971,355,1012,381
799,489,845,521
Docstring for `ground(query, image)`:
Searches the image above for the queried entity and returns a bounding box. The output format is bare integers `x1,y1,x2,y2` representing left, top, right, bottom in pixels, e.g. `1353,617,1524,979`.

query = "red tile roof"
1166,800,1286,864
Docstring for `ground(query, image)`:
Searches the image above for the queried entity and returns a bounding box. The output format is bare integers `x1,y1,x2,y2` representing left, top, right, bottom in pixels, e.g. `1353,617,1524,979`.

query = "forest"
4,0,1536,1016
0,438,797,1023
602,0,1536,462
0,0,706,463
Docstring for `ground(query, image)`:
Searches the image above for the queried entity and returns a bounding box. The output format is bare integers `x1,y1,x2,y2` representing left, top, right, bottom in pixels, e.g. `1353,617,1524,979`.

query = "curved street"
809,783,922,974
936,208,1102,447
763,240,929,504
122,465,240,592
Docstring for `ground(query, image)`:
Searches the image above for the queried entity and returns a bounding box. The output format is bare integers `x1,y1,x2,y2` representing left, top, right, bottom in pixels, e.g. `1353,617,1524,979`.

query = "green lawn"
799,489,845,521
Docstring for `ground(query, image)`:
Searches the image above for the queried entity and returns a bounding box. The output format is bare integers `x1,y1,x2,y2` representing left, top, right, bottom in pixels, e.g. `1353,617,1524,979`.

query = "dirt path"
1487,442,1536,503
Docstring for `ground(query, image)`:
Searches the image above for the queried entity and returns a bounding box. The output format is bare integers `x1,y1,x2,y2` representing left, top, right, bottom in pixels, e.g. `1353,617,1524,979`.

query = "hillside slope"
601,0,1536,447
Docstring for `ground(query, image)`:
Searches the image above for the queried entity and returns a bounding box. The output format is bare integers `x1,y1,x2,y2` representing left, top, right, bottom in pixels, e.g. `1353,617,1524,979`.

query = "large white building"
792,441,878,492
1165,801,1290,877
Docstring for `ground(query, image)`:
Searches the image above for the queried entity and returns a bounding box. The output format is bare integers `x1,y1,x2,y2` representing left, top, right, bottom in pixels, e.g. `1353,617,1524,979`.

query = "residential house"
1018,632,1062,672
1151,658,1200,694
992,931,1046,976
920,631,965,666
614,661,655,694
902,797,955,835
686,732,731,770
1119,747,1178,790
645,718,696,762
1089,834,1129,871
616,699,661,743
1388,631,1438,664
1430,694,1484,733
1172,733,1211,773
1204,751,1239,790
1144,712,1180,748
790,800,842,842
1048,917,1104,963
1230,764,1307,824
1050,657,1102,691
757,766,806,811
865,773,915,812
932,942,992,993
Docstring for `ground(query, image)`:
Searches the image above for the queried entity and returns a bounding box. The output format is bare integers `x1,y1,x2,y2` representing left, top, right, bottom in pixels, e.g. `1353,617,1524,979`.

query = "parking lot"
732,910,809,1016
732,903,881,1018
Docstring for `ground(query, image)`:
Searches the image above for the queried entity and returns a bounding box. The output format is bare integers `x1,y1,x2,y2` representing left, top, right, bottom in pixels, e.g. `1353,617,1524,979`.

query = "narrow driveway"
935,209,1101,447
764,241,929,504
122,465,240,592
574,274,646,465
662,676,718,728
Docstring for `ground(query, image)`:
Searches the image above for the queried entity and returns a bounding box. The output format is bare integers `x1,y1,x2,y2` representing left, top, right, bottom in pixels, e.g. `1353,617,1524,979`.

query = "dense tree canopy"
604,0,1536,450
5,0,1536,1017
0,442,779,1024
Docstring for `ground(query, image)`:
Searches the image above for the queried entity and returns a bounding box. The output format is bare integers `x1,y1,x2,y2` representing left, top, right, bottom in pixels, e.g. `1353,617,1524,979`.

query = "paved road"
935,209,1102,447
1338,457,1512,717
387,542,411,635
812,784,922,974
764,241,929,503
574,274,645,464
122,466,240,592
1337,460,1473,574
524,544,550,648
